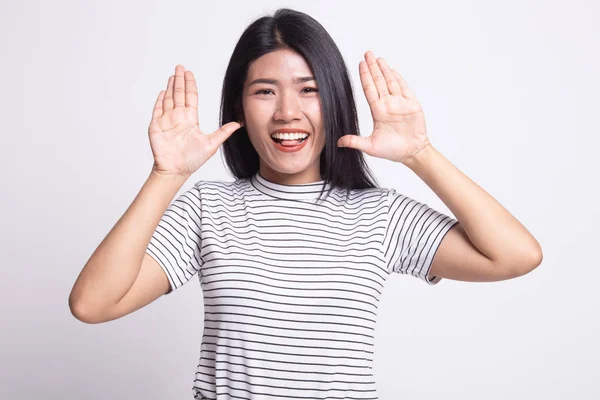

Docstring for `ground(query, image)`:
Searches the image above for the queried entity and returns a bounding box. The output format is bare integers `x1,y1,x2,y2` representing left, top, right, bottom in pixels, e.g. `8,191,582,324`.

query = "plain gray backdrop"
1,0,598,399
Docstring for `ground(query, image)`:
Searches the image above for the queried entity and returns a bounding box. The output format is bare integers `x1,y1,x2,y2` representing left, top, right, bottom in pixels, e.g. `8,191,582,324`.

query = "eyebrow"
248,76,315,86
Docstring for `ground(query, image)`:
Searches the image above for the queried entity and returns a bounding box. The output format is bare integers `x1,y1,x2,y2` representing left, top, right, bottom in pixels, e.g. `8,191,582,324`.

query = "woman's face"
241,48,326,184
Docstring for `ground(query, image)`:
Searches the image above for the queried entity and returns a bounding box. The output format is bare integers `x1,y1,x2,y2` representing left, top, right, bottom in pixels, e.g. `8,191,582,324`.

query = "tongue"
280,139,302,147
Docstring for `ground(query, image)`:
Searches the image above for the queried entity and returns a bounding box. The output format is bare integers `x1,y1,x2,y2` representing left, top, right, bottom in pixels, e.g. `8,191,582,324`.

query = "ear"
235,105,245,127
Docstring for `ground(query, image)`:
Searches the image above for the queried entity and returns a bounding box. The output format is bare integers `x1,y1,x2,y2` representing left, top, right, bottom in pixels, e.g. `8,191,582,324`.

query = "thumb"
208,121,243,148
337,134,371,153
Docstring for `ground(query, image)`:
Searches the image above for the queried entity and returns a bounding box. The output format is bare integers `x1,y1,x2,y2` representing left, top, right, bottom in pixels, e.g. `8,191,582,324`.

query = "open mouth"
270,133,309,147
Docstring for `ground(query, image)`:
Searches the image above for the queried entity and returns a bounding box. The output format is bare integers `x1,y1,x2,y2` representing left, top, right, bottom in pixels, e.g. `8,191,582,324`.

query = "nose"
273,90,303,122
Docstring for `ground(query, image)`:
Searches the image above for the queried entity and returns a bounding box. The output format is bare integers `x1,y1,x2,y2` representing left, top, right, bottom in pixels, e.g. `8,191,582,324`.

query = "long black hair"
220,8,379,201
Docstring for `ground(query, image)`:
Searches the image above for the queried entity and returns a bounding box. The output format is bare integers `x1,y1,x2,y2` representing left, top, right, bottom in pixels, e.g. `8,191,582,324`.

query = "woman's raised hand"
148,65,242,177
336,51,431,165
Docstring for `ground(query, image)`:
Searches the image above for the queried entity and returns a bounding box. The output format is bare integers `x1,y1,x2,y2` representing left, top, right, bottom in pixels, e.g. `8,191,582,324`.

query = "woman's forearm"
69,169,189,317
404,144,542,268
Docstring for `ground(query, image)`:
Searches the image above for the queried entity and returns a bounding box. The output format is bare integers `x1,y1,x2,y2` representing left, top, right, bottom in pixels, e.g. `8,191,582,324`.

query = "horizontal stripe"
146,172,458,399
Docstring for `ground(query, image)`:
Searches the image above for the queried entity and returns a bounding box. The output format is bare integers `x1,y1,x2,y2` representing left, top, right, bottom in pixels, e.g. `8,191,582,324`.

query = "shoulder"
194,176,251,192
328,186,388,206
191,177,254,204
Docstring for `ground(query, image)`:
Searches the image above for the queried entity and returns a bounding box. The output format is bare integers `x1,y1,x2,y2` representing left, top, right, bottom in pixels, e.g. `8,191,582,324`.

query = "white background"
1,0,598,399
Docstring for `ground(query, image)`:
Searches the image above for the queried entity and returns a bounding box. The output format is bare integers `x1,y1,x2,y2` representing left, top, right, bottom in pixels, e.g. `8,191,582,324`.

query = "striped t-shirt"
146,171,458,400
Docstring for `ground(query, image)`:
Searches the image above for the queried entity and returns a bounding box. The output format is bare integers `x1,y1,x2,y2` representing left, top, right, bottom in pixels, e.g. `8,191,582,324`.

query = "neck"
259,162,322,185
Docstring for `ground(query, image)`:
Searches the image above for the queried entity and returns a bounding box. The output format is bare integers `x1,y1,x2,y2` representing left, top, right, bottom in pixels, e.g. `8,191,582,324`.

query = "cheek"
243,101,273,128
304,102,324,140
304,100,322,124
241,105,259,132
304,98,321,114
317,130,327,149
244,123,262,145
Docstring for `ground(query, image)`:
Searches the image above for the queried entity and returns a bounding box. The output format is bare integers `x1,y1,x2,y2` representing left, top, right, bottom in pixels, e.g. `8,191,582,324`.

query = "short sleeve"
382,188,458,285
145,182,203,295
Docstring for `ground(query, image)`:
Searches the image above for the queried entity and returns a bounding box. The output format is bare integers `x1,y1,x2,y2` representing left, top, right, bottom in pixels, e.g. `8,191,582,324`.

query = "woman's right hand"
148,65,242,178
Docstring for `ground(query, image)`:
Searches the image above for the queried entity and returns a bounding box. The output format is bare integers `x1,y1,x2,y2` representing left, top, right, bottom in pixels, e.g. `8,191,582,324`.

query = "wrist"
403,144,436,171
149,168,190,187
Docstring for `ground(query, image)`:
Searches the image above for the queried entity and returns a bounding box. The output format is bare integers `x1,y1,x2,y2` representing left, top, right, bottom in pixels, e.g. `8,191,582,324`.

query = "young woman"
69,8,543,400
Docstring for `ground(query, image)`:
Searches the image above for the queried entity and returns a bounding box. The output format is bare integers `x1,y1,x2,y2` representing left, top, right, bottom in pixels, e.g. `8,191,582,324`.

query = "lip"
269,128,310,153
271,136,309,153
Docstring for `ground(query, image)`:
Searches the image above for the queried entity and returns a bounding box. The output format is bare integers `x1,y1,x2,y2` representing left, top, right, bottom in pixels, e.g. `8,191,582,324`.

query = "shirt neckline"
251,171,332,201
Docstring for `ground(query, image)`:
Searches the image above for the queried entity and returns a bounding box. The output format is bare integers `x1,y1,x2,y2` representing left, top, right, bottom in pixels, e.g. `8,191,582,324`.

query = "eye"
254,87,319,95
255,89,274,95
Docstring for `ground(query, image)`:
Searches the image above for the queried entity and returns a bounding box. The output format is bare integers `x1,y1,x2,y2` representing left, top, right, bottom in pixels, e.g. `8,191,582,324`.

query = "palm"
148,65,241,177
149,118,210,177
338,51,431,164
368,94,429,162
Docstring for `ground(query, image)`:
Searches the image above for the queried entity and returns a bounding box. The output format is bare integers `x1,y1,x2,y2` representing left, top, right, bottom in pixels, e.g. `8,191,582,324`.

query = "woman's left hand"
337,51,432,165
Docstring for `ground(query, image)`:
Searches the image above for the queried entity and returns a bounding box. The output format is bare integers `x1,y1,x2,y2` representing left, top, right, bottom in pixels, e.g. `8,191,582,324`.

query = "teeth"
271,132,309,140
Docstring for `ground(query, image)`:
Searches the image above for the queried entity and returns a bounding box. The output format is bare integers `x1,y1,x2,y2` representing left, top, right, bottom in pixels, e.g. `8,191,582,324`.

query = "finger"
377,57,403,97
337,134,372,154
365,50,389,97
152,90,165,120
173,65,185,108
185,70,198,110
163,75,174,110
391,69,414,99
207,121,243,150
359,60,378,106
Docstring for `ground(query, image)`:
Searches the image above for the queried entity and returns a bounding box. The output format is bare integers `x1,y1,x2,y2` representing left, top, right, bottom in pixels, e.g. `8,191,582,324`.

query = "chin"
270,165,309,175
